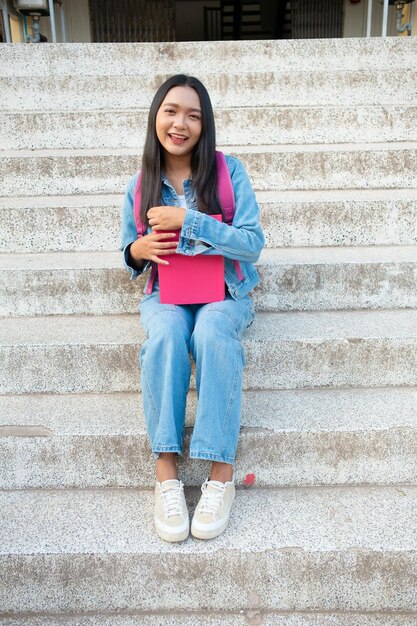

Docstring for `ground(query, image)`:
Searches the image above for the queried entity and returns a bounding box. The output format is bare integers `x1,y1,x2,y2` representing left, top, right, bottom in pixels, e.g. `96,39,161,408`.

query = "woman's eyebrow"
163,102,202,113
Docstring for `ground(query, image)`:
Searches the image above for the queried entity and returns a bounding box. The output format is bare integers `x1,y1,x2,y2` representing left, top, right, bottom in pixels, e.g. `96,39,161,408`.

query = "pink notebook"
158,214,225,305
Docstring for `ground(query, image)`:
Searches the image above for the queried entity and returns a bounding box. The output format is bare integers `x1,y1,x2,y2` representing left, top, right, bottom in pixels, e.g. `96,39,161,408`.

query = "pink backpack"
133,150,243,295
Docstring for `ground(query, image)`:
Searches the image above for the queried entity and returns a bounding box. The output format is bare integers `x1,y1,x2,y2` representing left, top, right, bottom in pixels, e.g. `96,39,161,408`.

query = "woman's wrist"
128,240,146,270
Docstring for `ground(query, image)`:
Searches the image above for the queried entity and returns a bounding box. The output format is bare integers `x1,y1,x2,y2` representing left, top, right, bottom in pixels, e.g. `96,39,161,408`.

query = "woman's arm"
176,156,265,263
120,173,177,278
120,174,148,279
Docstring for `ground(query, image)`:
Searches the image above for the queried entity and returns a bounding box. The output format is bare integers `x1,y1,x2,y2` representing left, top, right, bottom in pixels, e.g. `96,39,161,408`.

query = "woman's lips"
168,134,187,145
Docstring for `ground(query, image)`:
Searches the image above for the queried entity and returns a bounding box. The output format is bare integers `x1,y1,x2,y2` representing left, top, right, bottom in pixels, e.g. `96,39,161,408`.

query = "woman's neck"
163,153,192,182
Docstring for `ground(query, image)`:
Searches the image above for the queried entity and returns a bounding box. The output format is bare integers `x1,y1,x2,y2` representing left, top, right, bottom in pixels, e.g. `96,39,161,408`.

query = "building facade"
2,0,416,44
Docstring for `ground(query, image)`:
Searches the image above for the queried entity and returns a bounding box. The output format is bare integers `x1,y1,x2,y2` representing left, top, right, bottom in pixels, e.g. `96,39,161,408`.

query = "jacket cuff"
123,242,150,280
178,209,202,253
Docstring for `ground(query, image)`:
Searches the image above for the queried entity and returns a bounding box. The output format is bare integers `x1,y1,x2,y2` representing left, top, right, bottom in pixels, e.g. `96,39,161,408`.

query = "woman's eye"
164,109,175,114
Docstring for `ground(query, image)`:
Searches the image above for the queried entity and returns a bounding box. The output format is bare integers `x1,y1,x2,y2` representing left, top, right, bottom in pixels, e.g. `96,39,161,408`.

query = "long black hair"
140,74,222,226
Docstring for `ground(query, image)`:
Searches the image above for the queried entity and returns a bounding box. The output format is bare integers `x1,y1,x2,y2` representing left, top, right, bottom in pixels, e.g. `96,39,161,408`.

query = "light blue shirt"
120,154,265,300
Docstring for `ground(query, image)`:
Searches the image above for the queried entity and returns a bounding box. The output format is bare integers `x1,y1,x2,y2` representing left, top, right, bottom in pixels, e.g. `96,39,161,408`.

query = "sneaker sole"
191,518,229,540
155,521,190,543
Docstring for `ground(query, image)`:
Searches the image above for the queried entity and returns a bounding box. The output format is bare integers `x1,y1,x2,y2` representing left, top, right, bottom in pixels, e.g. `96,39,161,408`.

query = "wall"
37,0,91,42
6,0,416,44
401,3,417,35
343,0,414,38
9,13,22,42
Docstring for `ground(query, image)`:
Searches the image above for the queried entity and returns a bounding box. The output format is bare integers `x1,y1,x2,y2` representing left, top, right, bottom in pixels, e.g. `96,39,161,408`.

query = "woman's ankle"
156,453,178,482
209,461,233,483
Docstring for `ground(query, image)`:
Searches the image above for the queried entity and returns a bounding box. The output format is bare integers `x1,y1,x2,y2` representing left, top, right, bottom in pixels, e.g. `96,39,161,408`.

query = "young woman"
120,74,264,542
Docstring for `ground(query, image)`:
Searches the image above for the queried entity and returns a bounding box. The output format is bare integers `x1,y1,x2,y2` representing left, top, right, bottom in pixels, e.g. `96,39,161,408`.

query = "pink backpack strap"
215,151,244,281
215,151,235,225
133,171,147,237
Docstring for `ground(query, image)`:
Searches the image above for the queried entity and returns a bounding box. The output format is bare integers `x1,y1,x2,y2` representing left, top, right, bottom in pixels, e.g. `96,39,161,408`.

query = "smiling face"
155,85,202,162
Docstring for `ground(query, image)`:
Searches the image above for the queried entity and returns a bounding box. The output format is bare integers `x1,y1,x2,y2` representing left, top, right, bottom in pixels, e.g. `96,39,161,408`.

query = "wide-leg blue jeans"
138,286,255,464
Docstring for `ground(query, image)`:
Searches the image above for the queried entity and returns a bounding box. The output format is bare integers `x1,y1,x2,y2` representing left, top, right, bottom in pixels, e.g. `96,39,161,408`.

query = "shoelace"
198,480,226,517
161,482,184,519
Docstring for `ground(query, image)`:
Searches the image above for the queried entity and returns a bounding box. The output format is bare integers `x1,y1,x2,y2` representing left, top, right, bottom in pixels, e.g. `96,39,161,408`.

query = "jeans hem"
189,451,235,464
153,446,183,460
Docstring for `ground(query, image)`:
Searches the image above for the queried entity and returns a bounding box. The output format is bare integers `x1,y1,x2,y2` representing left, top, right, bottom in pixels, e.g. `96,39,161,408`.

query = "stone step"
2,144,417,197
1,388,416,489
1,486,416,614
2,310,417,394
2,70,417,111
3,105,417,150
2,247,417,316
1,39,415,77
2,189,417,253
1,617,415,626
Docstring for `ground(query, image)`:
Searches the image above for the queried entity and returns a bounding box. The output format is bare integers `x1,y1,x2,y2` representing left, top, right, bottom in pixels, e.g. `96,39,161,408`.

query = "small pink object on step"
243,473,256,488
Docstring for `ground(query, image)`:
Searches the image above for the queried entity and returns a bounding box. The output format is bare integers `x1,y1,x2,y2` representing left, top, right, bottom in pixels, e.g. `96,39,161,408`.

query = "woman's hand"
129,231,178,266
147,206,186,231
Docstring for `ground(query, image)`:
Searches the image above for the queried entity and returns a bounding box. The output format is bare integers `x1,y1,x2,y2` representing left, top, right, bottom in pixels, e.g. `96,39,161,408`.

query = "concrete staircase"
1,38,417,624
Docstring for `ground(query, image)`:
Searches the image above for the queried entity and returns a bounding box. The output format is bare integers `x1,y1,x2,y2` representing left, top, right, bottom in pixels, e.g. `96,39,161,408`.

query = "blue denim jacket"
120,154,265,300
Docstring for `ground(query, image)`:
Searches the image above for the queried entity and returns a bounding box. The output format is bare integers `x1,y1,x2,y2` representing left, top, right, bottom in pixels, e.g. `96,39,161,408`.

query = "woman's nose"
173,115,186,128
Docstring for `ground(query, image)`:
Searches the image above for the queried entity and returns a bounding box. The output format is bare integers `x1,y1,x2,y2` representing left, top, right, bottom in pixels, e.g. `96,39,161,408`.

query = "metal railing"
291,0,344,39
88,0,175,42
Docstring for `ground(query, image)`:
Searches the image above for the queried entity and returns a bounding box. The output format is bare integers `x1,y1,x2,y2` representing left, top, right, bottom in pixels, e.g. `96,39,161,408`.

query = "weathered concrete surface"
2,247,417,316
1,387,417,489
4,70,417,111
3,105,417,150
1,39,416,77
260,189,417,249
2,615,417,626
2,190,417,253
256,247,417,311
2,145,417,197
0,194,122,253
1,487,416,613
3,388,417,434
2,311,417,394
2,426,415,489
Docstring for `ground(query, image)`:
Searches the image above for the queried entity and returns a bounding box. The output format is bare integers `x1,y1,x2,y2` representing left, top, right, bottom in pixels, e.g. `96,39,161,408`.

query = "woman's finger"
151,232,176,239
152,248,176,255
150,255,169,265
151,243,177,254
154,241,178,249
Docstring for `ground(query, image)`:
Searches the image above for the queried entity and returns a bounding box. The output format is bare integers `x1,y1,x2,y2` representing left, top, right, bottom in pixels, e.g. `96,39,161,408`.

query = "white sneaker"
191,479,235,540
154,479,189,542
